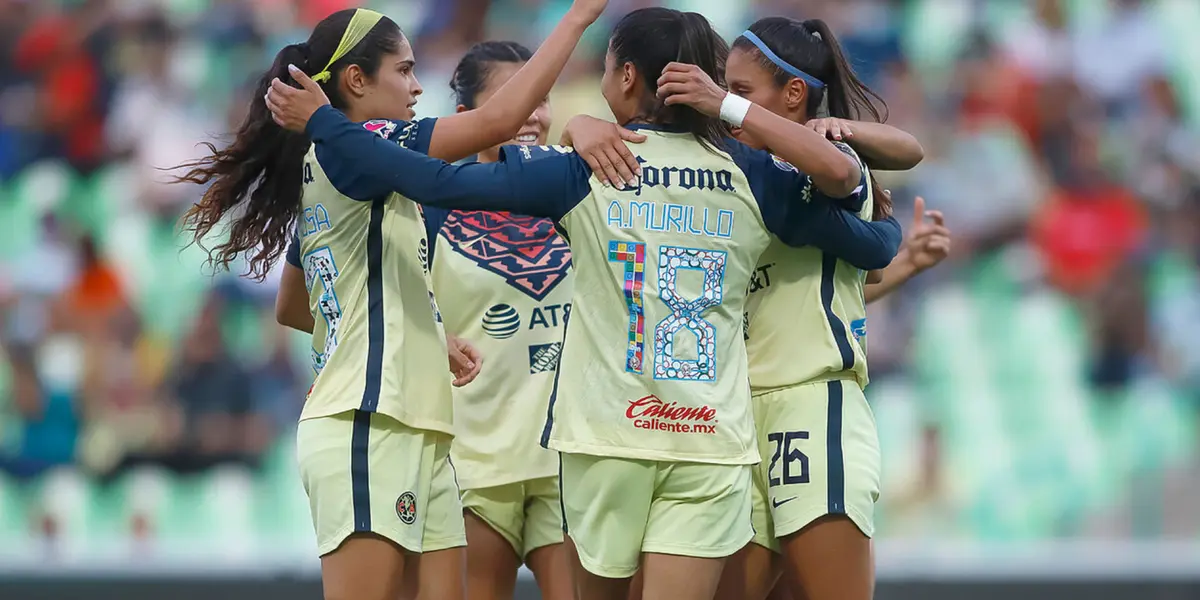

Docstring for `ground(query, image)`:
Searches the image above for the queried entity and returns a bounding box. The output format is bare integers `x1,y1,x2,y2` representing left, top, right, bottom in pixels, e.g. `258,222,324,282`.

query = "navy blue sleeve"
285,230,301,268
824,141,869,213
306,106,592,220
392,117,437,155
728,140,900,271
313,116,438,201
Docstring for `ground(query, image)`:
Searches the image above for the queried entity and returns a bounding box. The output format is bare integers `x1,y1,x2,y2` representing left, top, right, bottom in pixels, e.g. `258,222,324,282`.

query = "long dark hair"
176,9,405,279
450,41,533,109
610,8,729,151
734,17,891,219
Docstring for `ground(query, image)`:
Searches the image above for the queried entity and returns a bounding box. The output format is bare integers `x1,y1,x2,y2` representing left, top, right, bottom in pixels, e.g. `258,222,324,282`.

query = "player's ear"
342,64,369,98
620,61,638,96
455,104,469,114
783,77,806,112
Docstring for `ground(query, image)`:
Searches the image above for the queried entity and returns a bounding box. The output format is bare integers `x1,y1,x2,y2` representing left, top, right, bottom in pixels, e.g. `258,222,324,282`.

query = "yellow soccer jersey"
299,107,903,467
426,208,572,489
745,144,874,392
285,117,453,435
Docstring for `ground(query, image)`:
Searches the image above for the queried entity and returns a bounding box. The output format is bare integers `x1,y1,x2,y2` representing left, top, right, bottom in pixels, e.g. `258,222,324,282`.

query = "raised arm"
266,0,606,164
657,62,861,198
304,105,592,218
806,118,924,171
425,0,605,161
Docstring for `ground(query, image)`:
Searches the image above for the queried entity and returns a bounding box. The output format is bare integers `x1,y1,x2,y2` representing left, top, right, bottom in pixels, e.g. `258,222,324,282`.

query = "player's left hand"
657,62,726,118
447,334,483,387
806,117,855,142
905,196,951,272
265,64,332,133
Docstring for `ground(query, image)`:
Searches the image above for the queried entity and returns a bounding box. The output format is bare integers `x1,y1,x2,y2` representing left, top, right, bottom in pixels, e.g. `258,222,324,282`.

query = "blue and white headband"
739,30,825,90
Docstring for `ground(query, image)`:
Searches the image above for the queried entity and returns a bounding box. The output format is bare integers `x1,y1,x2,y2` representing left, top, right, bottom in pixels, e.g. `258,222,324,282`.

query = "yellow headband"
311,9,386,83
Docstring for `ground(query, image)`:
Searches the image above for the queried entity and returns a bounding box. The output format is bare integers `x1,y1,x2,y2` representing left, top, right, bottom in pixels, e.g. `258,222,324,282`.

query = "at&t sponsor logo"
482,304,520,339
481,302,572,340
625,395,717,435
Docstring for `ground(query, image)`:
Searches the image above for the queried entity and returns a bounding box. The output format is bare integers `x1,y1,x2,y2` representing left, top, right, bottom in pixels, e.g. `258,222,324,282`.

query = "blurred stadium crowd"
0,0,1198,550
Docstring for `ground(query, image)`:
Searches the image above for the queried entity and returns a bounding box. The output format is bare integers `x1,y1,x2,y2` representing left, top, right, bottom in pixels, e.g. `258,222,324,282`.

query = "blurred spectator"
12,0,110,171
1032,121,1148,296
61,234,127,336
1071,0,1166,117
0,343,79,478
106,11,216,223
912,32,1042,255
1002,0,1073,83
160,295,269,469
252,325,304,432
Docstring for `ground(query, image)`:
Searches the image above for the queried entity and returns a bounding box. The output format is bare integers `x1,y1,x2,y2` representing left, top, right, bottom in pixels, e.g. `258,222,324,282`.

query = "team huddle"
179,3,950,600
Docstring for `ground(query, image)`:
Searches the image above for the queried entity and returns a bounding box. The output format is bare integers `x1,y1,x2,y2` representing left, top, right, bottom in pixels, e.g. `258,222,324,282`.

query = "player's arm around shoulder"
806,118,924,172
729,141,901,270
491,143,594,220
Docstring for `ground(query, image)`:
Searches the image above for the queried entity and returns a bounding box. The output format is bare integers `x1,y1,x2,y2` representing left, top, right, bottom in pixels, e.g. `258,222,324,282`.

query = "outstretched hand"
904,196,951,272
656,62,726,118
264,64,332,133
561,115,645,189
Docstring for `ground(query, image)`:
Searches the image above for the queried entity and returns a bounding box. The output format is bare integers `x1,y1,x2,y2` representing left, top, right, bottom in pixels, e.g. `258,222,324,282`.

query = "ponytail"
610,8,729,152
674,12,730,151
175,9,405,279
176,43,312,279
734,17,892,219
798,19,886,123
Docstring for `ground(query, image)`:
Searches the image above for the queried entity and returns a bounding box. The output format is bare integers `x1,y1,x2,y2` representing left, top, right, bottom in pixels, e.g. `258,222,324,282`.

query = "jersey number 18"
608,240,727,382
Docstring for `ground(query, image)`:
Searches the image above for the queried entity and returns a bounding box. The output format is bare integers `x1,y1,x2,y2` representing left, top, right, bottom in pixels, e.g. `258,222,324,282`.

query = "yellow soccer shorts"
749,378,880,552
559,452,753,579
296,409,467,557
461,476,563,560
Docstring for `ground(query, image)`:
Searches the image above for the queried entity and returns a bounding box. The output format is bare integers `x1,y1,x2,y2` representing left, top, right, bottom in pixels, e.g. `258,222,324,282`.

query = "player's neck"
344,107,371,124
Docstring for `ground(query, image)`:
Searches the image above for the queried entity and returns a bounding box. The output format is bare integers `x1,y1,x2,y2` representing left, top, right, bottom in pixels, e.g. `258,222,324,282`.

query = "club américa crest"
395,491,417,525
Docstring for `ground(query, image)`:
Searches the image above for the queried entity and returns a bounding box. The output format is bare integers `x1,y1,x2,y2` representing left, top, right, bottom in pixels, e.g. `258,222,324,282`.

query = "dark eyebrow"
397,59,415,69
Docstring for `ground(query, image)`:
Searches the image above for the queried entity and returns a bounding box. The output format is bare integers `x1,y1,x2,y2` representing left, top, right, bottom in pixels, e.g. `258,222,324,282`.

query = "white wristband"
719,93,752,128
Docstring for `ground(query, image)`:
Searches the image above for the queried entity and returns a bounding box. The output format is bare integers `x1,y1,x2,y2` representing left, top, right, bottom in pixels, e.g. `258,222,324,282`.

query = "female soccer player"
265,8,904,600
178,5,608,600
659,17,940,600
435,41,575,600
570,17,951,600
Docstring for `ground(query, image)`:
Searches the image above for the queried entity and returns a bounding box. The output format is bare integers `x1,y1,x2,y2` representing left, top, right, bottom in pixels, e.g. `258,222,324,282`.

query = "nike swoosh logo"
772,497,796,509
